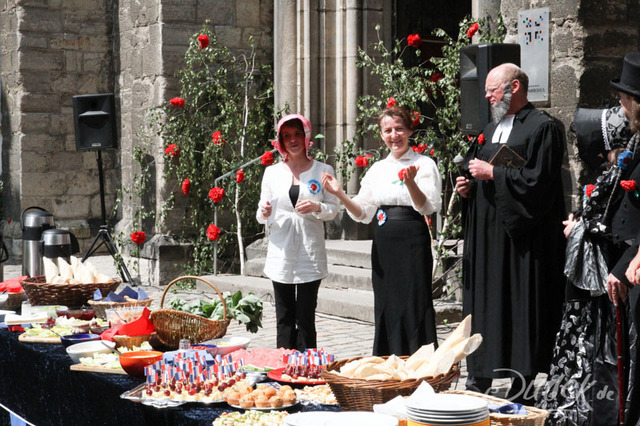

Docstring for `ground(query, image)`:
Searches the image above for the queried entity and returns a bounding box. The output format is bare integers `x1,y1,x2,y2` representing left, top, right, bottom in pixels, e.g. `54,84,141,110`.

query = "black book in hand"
489,145,526,168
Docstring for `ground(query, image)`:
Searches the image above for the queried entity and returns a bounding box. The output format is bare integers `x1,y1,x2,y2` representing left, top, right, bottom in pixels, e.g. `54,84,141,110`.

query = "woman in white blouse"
257,114,339,350
323,106,442,356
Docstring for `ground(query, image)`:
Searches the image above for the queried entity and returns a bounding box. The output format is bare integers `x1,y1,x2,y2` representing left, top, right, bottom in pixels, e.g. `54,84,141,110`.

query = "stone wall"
1,0,117,258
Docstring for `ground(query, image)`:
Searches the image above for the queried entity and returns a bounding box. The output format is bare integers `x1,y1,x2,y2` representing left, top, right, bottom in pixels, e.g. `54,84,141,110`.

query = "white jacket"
256,161,339,283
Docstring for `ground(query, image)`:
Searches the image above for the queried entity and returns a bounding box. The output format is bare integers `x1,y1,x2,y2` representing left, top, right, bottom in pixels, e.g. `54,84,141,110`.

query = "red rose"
169,97,185,108
429,73,444,83
206,224,221,241
467,23,479,38
355,155,369,167
270,140,277,147
235,169,245,183
621,180,638,192
411,146,419,153
412,111,421,127
430,148,435,156
212,130,225,145
130,231,146,245
584,184,595,198
182,179,191,195
208,187,225,203
260,151,274,165
387,97,396,108
165,143,179,157
477,134,485,145
198,34,209,49
6,218,11,224
407,33,422,48
398,168,407,180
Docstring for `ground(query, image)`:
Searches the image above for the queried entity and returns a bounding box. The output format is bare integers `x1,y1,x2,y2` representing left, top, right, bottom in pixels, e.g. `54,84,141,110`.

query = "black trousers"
272,280,321,351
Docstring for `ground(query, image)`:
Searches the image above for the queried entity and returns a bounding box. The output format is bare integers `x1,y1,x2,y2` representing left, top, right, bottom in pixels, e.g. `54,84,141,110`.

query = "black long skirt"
371,206,437,356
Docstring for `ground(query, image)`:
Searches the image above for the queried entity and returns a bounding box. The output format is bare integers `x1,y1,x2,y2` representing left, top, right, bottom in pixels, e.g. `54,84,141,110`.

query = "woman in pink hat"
256,114,339,351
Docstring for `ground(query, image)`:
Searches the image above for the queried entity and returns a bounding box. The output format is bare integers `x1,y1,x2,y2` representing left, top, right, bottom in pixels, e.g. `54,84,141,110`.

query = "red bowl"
118,351,163,378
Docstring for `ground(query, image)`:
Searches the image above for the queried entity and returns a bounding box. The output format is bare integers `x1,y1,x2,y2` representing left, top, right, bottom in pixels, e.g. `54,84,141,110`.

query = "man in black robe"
455,63,566,402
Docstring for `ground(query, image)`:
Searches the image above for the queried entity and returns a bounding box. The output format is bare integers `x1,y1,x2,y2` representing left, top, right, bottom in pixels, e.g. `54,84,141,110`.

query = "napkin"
101,307,155,341
118,286,138,299
104,291,127,302
488,402,527,415
0,276,27,293
373,381,436,419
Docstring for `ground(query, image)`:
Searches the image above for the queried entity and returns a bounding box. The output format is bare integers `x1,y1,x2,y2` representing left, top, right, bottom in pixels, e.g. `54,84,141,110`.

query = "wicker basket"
20,276,122,307
150,276,230,350
113,333,154,349
444,390,549,426
87,297,154,319
320,356,460,411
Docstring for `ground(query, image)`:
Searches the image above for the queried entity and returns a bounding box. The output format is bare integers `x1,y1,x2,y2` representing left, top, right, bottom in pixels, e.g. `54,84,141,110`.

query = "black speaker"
460,43,521,135
72,93,117,150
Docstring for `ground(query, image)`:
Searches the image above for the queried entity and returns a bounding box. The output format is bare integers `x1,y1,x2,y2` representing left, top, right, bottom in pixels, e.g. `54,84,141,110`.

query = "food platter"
120,383,226,408
227,401,298,411
267,367,326,385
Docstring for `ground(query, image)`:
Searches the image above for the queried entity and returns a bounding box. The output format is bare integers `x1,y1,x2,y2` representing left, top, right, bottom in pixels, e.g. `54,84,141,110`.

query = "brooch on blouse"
308,179,322,194
376,209,387,226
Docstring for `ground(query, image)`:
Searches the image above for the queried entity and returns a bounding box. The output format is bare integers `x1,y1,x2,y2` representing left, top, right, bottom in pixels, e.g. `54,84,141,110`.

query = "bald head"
489,63,529,95
485,63,529,117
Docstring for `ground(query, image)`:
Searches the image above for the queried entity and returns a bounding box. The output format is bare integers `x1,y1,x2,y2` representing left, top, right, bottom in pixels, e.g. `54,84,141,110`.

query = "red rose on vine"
387,97,396,108
212,130,225,145
209,187,225,203
355,155,369,167
165,143,179,157
130,231,146,245
407,33,422,48
198,34,209,49
261,151,274,165
412,111,421,127
235,170,245,183
430,148,435,156
206,224,221,241
169,97,185,108
182,179,191,195
429,73,444,83
467,23,479,38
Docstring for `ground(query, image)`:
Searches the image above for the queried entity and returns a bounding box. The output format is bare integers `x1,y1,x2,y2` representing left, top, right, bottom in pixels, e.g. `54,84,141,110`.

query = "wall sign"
518,7,549,102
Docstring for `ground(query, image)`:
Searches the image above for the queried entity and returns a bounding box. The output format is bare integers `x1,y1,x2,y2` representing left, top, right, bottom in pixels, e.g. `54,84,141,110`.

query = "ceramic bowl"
66,340,116,364
60,333,101,348
119,351,163,377
200,336,251,356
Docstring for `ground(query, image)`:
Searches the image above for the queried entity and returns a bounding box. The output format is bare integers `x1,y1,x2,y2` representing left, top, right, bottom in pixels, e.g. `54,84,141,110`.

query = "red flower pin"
584,184,595,198
398,168,408,180
235,170,245,183
260,151,274,165
621,180,638,192
387,97,396,108
182,179,191,195
209,187,225,203
198,34,209,49
407,33,422,48
165,143,179,157
477,134,485,145
212,130,225,145
130,231,146,245
467,23,479,38
169,97,185,108
206,224,221,241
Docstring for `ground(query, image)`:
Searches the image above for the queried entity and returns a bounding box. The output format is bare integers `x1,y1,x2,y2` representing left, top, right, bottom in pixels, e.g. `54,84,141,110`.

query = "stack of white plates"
284,411,399,426
404,394,489,425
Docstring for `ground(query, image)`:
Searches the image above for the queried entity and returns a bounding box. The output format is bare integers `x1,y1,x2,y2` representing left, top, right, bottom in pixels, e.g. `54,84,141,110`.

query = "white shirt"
348,149,442,224
491,115,515,143
256,161,339,283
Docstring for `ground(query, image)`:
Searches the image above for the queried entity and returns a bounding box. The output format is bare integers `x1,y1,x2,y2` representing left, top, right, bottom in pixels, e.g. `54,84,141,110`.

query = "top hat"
610,53,640,100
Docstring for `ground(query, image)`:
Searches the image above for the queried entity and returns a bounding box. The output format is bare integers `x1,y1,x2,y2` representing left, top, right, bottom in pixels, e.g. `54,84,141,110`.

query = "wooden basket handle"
158,275,228,321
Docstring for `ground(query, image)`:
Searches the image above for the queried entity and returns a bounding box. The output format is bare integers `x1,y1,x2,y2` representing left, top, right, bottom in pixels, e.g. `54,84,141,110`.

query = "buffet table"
0,329,339,425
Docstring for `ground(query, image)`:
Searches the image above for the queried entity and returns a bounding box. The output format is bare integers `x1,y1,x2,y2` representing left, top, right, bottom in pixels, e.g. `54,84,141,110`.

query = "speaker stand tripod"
81,150,135,285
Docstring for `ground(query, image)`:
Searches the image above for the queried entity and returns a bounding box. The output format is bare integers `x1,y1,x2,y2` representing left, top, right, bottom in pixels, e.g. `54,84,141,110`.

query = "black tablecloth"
0,329,339,425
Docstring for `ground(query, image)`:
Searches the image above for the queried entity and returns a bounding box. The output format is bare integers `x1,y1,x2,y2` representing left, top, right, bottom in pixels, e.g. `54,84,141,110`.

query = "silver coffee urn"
21,207,55,277
39,229,80,264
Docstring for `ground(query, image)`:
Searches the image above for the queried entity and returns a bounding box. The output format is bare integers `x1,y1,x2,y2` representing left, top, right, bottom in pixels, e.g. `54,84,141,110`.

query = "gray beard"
491,90,512,123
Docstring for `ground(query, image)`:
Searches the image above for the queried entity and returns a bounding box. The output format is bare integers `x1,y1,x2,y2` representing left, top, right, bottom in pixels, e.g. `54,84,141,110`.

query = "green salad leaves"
168,291,263,333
